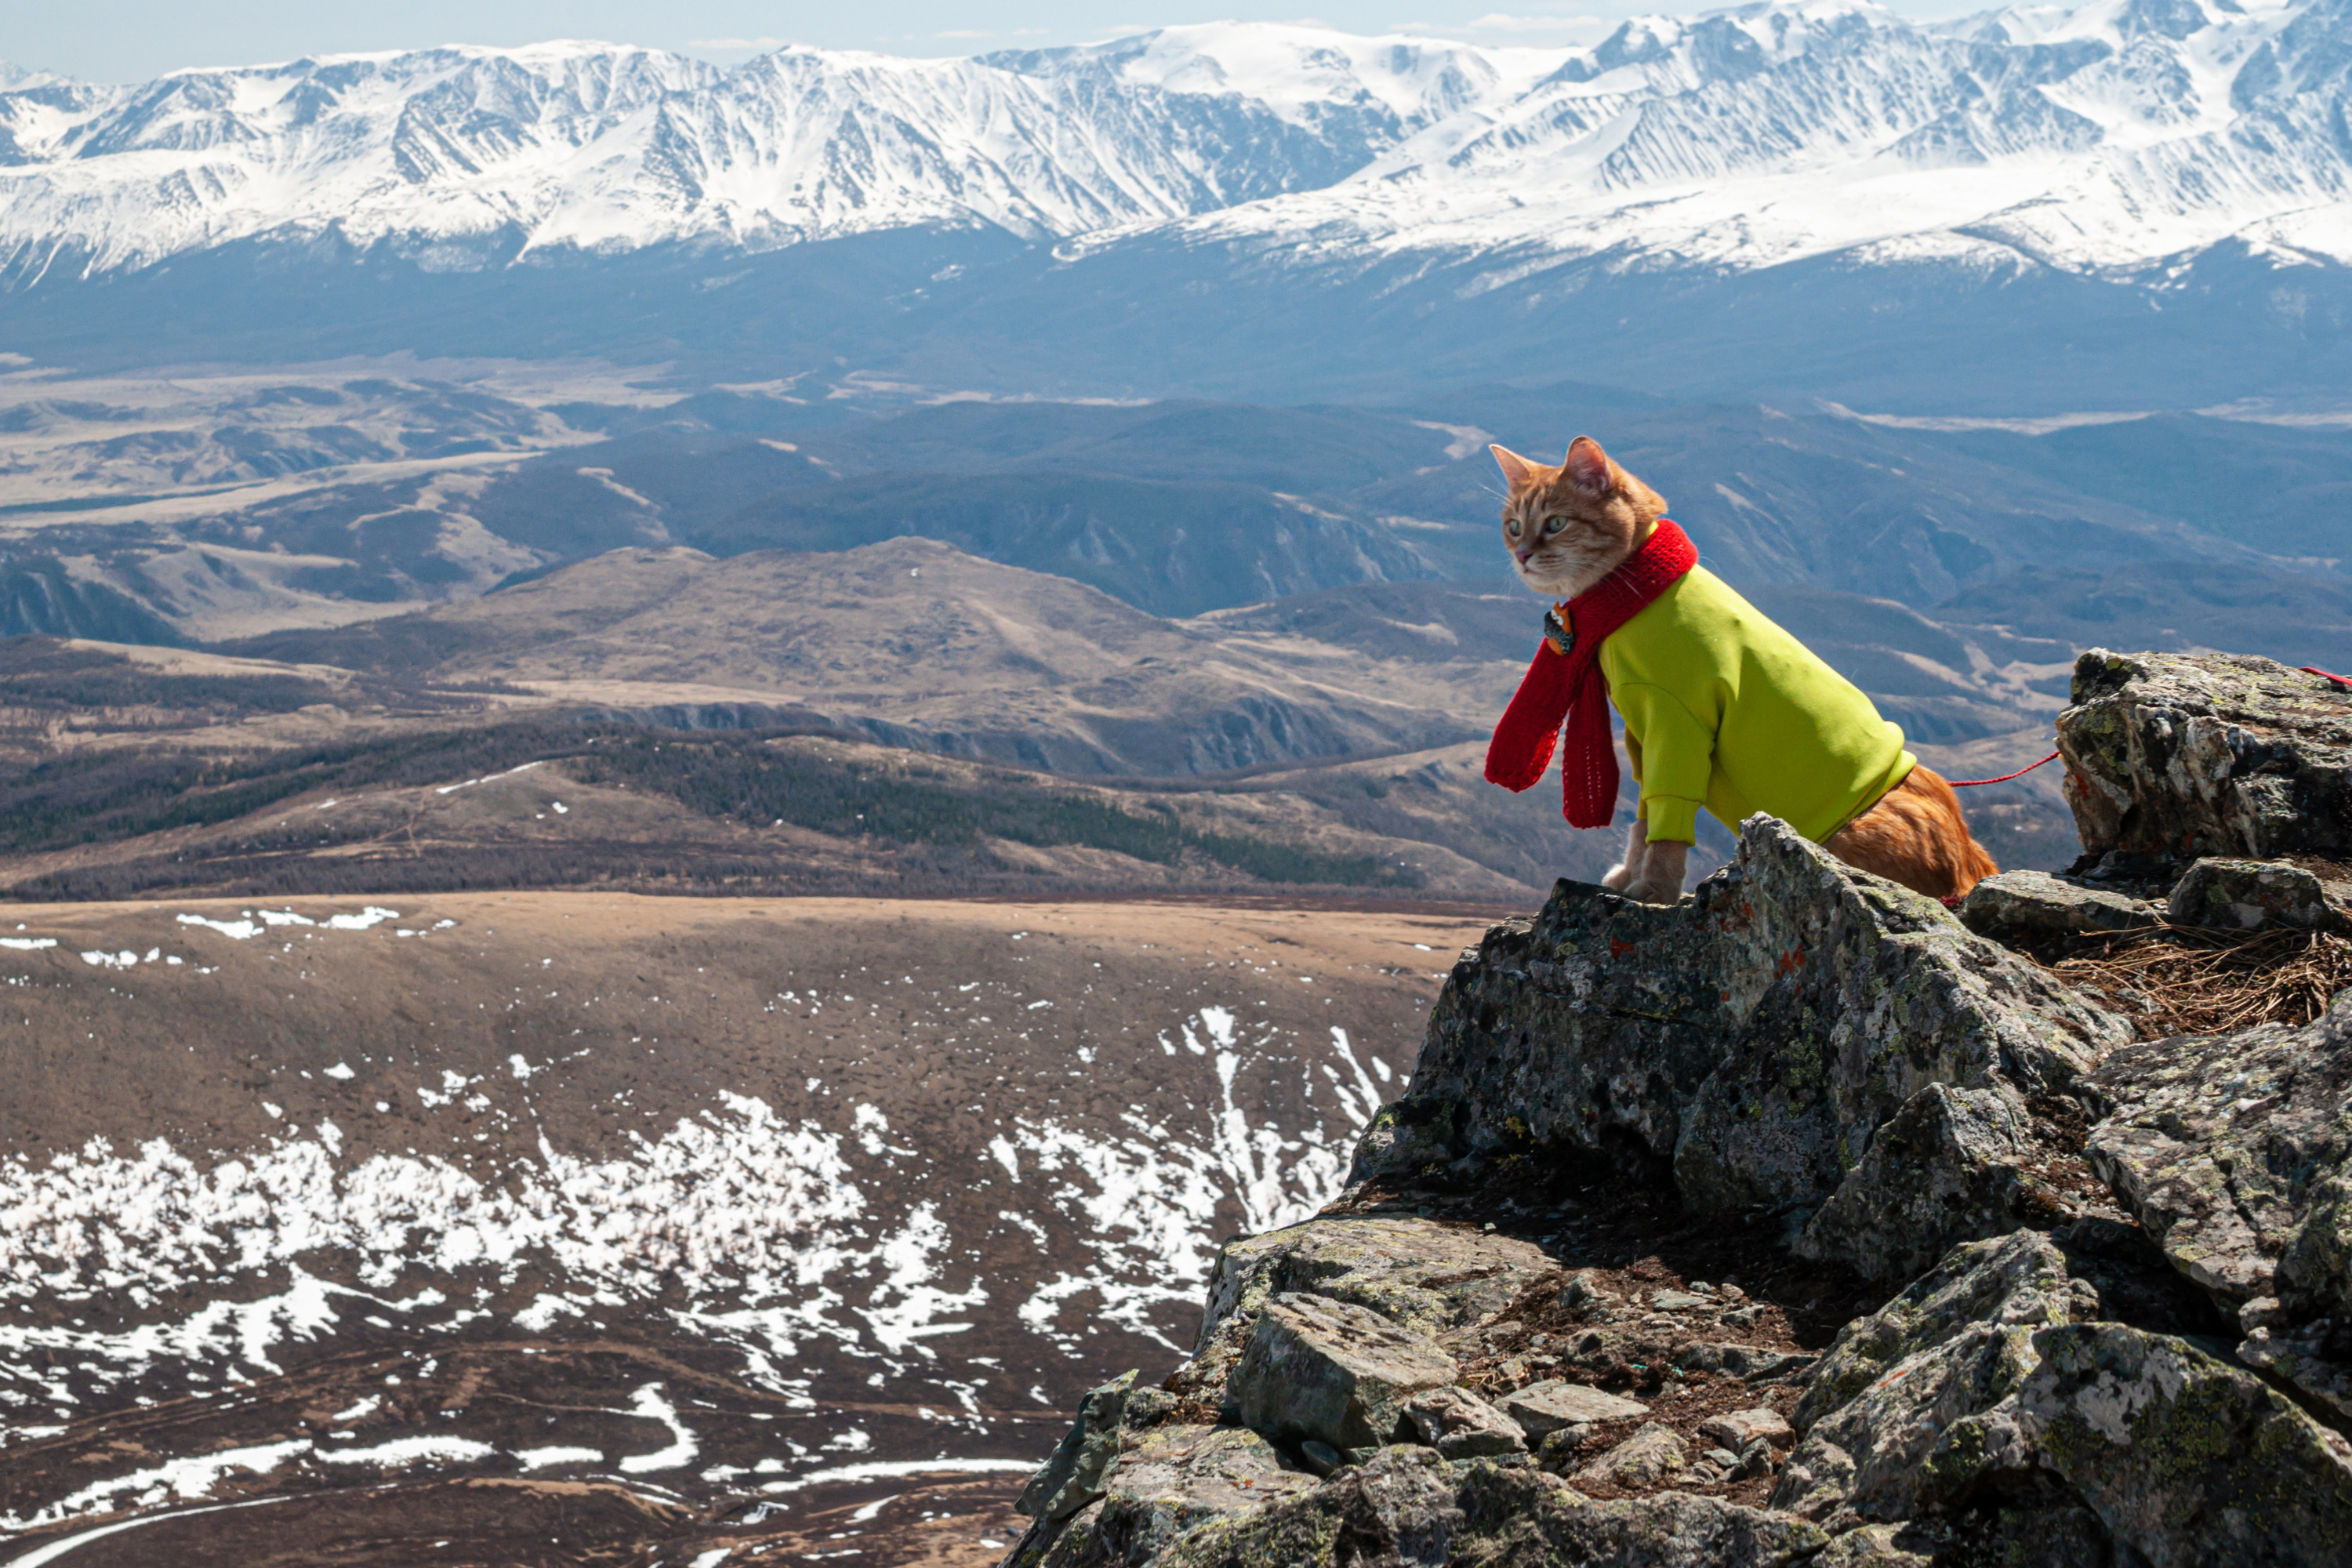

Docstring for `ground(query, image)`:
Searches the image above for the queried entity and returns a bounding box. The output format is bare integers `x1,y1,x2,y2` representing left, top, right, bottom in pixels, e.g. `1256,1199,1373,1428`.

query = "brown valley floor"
0,893,1511,1566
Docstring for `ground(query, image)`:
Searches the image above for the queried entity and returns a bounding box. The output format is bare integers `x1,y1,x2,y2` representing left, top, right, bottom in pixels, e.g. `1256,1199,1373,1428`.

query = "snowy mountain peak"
0,2,2345,288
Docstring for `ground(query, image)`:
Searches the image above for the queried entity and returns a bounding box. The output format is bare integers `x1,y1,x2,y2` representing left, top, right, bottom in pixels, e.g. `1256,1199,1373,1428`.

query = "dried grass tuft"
2049,924,2352,1038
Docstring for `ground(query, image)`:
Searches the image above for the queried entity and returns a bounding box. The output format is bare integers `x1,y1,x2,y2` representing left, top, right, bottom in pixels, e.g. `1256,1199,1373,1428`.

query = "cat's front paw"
1602,862,1634,891
1624,875,1686,906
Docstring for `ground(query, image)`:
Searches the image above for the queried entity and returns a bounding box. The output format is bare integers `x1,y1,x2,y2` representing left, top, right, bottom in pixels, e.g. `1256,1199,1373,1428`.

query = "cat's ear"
1563,436,1613,494
1490,445,1537,488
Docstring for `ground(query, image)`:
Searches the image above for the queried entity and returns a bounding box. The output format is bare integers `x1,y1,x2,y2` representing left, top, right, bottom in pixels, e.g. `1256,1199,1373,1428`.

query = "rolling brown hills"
224,538,1526,778
0,535,2084,909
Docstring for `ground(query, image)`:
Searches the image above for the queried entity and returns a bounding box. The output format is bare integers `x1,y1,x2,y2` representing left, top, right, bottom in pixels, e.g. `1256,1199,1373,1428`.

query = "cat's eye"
1543,517,1567,534
1505,520,1521,537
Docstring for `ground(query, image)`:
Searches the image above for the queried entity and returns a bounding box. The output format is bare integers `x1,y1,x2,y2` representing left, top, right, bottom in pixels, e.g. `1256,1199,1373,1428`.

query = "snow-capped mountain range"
2,0,2347,288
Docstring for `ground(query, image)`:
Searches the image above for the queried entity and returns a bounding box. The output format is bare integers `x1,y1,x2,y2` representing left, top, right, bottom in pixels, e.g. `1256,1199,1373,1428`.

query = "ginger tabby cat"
1493,434,1997,903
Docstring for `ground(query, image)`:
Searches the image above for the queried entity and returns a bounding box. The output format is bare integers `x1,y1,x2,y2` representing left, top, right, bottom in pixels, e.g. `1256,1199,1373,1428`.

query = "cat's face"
1492,435,1668,600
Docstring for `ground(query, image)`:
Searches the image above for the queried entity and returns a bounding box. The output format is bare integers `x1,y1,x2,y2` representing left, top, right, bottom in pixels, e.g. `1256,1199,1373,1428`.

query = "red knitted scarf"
1483,518,1698,828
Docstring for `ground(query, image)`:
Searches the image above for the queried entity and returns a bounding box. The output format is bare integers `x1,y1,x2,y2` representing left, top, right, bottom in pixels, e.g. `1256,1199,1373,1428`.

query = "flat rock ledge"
1348,815,2128,1282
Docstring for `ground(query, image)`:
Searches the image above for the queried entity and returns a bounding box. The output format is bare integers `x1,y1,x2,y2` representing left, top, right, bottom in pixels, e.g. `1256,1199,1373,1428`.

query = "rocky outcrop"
1008,648,2352,1568
1777,1230,2352,1563
2057,650,2352,872
2167,855,2333,931
1956,869,2157,948
1171,1214,1555,1412
1019,1371,1139,1522
2085,992,2352,1419
1349,815,2127,1280
1230,1294,1458,1452
1091,1446,1828,1568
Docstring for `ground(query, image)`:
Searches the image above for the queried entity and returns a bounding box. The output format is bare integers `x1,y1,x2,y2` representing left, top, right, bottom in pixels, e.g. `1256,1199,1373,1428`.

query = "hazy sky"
9,1,1974,82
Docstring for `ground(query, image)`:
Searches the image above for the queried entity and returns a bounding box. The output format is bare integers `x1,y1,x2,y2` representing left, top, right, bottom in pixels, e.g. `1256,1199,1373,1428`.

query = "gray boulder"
1777,1228,2352,1566
1792,1230,2075,1432
1498,1379,1649,1439
1777,1233,2068,1524
1573,1421,1690,1489
1798,1082,2053,1284
1700,1408,1792,1451
1402,1385,1526,1457
1174,1217,1552,1407
1129,1447,1826,1568
1957,869,2160,946
1229,1293,1457,1451
2168,856,2332,931
2056,650,2352,869
1017,1370,1137,1521
2085,991,2352,1417
1014,1422,1318,1568
1349,815,2126,1279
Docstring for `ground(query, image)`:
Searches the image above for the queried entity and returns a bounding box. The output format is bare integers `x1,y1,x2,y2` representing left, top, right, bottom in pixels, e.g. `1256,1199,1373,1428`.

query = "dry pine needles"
2049,922,2352,1038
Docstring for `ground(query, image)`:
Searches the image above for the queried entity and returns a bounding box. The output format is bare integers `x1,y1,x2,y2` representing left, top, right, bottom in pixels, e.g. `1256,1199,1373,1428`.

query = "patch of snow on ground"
315,1436,495,1466
0,1099,869,1368
615,1383,699,1473
1003,1007,1376,1352
514,1444,604,1468
175,915,261,940
2,1439,309,1532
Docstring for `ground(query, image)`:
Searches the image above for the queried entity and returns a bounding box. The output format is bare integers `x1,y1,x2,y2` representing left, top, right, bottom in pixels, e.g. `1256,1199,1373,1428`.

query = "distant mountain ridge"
2,0,2347,287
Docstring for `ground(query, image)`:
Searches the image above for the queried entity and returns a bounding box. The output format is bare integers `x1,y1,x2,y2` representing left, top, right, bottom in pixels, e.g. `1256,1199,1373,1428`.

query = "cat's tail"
1821,764,1999,901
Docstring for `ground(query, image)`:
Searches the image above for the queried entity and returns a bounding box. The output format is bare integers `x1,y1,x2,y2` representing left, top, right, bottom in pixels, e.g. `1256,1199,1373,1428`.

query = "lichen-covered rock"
1014,1423,1316,1568
2056,650,2352,868
1796,1082,2055,1283
1776,1226,2352,1566
1019,1370,1138,1521
1349,816,2126,1279
1793,1231,2074,1427
1574,1421,1691,1489
1957,869,2159,946
1780,1312,2050,1523
1808,1523,1933,1566
1230,1293,1458,1451
2237,1316,2352,1423
1403,1385,1526,1457
1778,1232,2076,1519
2167,856,2332,931
1700,1408,1793,1451
2085,993,2352,1421
1133,1448,1826,1568
2085,1003,2352,1311
1175,1217,1553,1406
1497,1379,1650,1439
2016,1323,2352,1567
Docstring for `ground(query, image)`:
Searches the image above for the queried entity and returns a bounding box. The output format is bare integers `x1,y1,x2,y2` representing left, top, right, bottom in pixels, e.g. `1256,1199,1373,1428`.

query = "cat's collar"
1543,604,1575,657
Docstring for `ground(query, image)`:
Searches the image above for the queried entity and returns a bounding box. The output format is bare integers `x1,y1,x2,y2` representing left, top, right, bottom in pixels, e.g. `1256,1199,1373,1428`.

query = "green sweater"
1600,565,1913,844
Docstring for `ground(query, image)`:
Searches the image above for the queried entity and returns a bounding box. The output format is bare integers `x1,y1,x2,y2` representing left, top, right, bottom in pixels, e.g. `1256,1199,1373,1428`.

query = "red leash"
1946,668,2344,789
1946,750,2060,788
